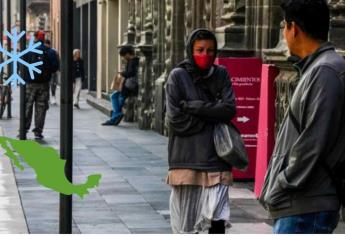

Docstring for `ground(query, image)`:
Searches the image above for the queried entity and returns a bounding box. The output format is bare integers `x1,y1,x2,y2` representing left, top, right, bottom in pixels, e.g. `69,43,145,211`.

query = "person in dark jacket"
45,39,60,105
260,0,345,233
165,29,236,234
24,31,58,140
73,49,84,109
102,45,139,126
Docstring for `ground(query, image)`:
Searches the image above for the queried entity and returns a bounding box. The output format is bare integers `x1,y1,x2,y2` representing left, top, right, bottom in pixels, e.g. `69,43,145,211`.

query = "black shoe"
34,132,44,140
16,133,27,139
101,120,115,126
74,104,80,109
114,114,124,126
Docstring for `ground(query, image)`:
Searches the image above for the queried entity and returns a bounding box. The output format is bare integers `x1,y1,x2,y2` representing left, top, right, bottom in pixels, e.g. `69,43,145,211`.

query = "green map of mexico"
0,136,102,198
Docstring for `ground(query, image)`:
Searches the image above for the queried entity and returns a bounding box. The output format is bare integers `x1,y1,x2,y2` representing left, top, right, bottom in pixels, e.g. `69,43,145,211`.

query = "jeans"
110,91,126,123
273,211,339,234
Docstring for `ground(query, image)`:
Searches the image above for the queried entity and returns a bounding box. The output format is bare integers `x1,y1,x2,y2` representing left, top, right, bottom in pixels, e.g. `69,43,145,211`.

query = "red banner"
254,64,279,197
215,58,263,179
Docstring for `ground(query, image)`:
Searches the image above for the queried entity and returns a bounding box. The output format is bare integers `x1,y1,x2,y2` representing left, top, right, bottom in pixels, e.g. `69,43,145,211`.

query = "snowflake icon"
0,27,43,87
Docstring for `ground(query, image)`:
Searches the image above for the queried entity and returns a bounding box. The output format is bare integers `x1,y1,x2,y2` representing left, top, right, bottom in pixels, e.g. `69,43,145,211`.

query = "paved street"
0,127,28,234
0,88,344,233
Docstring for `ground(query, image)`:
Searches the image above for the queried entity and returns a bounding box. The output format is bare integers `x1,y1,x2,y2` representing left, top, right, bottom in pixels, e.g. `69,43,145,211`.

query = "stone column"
263,27,298,132
185,0,205,39
135,0,143,44
215,0,235,49
151,0,166,129
329,0,345,54
120,0,138,123
137,0,154,130
192,0,205,29
184,0,193,42
121,0,135,46
204,0,217,30
154,0,185,134
96,0,107,99
215,0,253,57
246,0,283,56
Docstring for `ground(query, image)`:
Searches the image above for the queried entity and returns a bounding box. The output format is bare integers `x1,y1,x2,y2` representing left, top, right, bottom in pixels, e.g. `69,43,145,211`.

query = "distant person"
73,49,84,109
24,31,59,140
165,29,236,234
102,45,139,126
260,0,345,233
44,39,60,105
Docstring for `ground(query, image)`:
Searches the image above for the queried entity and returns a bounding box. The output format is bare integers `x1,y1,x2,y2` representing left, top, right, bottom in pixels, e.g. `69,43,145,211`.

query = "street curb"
86,94,112,117
0,127,29,233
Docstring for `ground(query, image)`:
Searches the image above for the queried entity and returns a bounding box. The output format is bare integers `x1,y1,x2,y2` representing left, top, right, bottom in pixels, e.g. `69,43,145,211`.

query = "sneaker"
34,132,44,140
114,114,124,126
50,96,57,105
74,104,80,109
101,120,115,126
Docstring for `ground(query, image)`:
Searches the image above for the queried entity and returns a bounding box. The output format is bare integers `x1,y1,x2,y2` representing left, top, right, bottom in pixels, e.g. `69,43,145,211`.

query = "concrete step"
86,93,112,117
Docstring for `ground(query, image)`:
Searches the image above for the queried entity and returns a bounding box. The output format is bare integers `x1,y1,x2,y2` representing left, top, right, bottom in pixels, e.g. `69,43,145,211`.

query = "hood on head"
185,28,218,65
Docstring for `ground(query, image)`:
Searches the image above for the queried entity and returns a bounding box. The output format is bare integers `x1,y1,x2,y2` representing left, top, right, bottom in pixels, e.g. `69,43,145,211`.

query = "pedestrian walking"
73,49,84,109
260,0,345,234
101,45,139,126
24,31,59,140
165,28,236,234
44,39,60,105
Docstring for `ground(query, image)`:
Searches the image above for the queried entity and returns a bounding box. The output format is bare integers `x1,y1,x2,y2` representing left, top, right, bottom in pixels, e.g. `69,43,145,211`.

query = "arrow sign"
237,116,250,123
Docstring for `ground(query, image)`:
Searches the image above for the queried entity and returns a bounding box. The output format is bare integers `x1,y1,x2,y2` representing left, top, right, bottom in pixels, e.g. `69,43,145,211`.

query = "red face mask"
193,54,214,70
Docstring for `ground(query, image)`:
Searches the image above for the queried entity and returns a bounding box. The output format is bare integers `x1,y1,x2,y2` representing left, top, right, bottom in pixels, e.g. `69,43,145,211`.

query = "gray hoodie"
165,29,237,171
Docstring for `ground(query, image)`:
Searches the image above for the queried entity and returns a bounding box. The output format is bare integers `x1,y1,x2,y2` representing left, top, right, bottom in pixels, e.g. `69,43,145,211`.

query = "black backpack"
28,47,52,82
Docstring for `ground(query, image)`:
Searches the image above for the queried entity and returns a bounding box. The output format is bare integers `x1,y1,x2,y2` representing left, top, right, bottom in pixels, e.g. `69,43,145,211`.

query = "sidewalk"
1,88,344,233
0,127,28,234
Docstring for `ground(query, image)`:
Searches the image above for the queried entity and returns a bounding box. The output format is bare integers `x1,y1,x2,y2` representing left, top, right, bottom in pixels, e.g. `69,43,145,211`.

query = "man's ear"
291,22,300,39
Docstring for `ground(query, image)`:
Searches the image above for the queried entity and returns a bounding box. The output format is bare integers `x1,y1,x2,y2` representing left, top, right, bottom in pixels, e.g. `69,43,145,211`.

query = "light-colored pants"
73,77,82,105
170,184,231,233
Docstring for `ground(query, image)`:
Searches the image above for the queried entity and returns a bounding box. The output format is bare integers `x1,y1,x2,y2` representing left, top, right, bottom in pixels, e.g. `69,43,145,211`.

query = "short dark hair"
119,45,135,56
281,0,330,42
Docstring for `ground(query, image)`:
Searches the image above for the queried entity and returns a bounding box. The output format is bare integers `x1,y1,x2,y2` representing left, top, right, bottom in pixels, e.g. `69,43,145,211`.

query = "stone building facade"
54,0,345,135
108,0,285,134
122,0,345,135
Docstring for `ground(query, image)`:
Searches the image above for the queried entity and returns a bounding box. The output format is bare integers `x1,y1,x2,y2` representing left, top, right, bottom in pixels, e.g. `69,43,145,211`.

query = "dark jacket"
260,43,345,219
121,56,139,97
73,58,85,82
165,28,236,171
47,47,60,73
26,42,59,84
121,56,140,79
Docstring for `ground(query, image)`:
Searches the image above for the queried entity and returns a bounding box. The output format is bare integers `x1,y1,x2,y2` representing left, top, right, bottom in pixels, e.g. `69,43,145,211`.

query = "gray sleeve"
277,66,345,190
183,69,236,123
165,70,206,137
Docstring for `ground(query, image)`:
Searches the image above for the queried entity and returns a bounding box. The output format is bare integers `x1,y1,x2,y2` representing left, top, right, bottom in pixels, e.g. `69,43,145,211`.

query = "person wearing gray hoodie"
165,29,236,233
